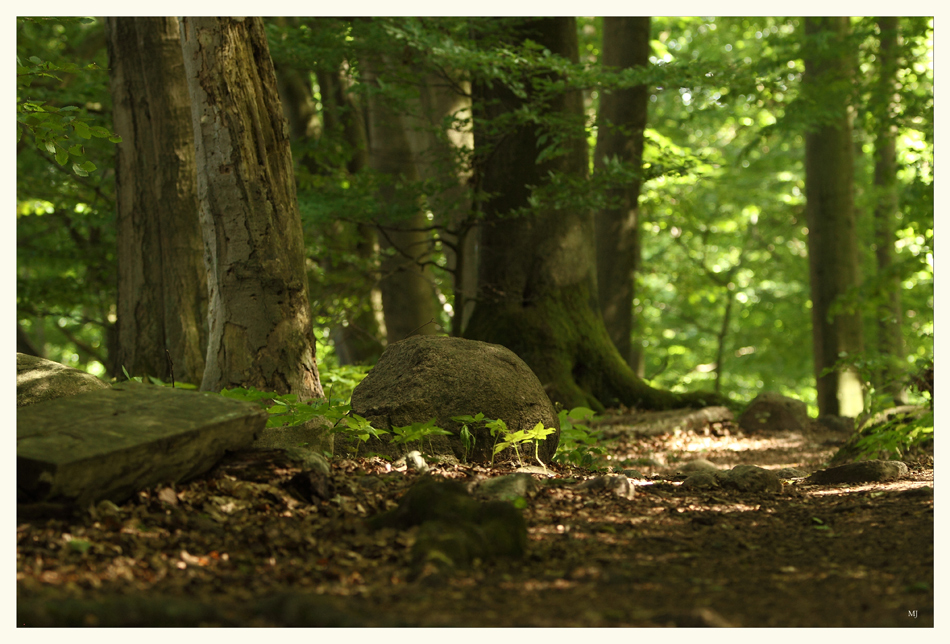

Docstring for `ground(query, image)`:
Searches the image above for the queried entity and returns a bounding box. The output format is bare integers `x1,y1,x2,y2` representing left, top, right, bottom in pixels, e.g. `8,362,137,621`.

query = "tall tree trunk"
803,17,865,417
594,17,650,376
179,17,323,399
106,17,207,386
465,18,715,412
363,58,442,343
402,68,478,337
872,17,906,405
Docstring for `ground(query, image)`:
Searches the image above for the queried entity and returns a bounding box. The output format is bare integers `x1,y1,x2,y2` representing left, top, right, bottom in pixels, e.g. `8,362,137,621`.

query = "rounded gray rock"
348,336,560,463
738,392,809,433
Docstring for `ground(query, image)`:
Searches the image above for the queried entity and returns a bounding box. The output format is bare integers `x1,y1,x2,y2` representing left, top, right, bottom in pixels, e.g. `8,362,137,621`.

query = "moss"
466,279,721,411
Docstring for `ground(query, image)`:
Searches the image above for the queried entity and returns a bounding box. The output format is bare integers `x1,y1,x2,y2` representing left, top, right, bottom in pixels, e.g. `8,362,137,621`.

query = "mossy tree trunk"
180,17,323,399
465,18,715,412
803,17,865,417
594,17,651,376
107,17,207,387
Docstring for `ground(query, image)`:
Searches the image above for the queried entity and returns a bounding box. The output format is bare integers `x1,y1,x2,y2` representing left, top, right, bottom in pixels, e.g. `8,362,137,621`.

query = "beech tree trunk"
594,17,651,376
179,17,323,399
803,17,865,417
466,18,715,412
364,58,442,343
872,17,907,405
107,17,207,386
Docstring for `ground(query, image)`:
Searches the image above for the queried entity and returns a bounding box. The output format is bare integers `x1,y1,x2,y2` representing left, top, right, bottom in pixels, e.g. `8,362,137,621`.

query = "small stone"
716,464,783,494
682,471,720,490
679,458,720,473
406,450,429,473
281,448,331,476
738,393,809,433
476,473,537,501
806,460,909,485
576,474,634,499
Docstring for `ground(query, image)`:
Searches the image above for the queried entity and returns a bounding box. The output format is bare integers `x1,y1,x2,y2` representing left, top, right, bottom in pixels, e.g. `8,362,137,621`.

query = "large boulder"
17,353,110,407
347,336,560,464
738,392,809,433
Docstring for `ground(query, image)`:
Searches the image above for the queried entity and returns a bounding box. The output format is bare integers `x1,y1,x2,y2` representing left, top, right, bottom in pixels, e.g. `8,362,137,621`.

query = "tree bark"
594,17,651,376
106,17,207,386
803,17,865,417
179,17,323,399
466,18,715,412
872,17,906,405
363,57,442,343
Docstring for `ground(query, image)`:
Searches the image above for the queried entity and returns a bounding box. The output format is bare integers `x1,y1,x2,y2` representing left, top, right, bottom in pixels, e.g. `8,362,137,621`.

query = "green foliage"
16,18,121,177
390,419,453,454
17,17,118,376
330,413,389,454
552,407,609,470
219,387,328,430
451,413,485,463
851,410,933,461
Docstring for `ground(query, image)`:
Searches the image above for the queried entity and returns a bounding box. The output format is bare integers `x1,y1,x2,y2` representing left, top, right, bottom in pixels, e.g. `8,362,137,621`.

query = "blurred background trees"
16,16,933,415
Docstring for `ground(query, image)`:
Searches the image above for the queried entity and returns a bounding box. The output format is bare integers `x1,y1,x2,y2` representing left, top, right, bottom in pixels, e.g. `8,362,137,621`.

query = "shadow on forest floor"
17,410,934,627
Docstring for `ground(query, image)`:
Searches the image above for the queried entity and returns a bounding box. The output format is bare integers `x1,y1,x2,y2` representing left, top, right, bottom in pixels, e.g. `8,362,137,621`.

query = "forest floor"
16,411,935,628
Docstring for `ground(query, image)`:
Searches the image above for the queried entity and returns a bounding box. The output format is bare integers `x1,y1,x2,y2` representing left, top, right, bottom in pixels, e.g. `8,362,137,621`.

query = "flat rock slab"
17,382,267,507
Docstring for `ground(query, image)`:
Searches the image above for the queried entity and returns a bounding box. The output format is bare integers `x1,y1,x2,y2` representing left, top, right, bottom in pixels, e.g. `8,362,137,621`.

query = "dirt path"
16,414,934,627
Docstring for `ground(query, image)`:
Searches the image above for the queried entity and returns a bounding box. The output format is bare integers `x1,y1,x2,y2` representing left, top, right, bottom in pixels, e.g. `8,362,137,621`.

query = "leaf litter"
16,416,934,627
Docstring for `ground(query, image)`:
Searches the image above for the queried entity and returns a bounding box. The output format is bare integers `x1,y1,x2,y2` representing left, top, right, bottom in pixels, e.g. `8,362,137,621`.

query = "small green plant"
453,413,558,467
220,387,336,429
492,421,557,468
390,419,453,455
552,407,608,470
330,413,389,454
452,413,485,463
119,366,197,389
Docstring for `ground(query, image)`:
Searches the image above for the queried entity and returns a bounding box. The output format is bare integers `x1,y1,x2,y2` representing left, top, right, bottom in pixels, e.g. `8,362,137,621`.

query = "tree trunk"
106,17,207,386
363,58,442,342
594,17,651,376
316,65,386,364
872,17,907,405
17,322,42,357
402,67,478,336
465,18,715,412
179,17,323,399
803,17,865,417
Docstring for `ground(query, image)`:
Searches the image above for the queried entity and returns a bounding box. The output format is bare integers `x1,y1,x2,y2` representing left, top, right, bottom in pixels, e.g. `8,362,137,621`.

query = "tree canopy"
16,16,933,415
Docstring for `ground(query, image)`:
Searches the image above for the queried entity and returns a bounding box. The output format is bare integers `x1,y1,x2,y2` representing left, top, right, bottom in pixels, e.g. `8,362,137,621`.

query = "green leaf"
68,144,84,156
108,135,123,143
72,121,92,139
90,125,112,138
29,56,43,65
71,163,89,177
54,147,68,166
80,160,97,172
